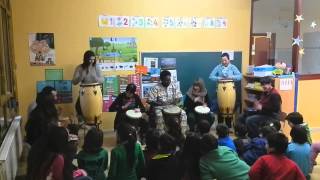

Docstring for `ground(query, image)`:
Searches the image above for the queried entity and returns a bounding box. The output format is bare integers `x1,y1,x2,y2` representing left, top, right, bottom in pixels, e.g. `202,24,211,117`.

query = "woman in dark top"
184,79,210,131
25,88,59,145
109,83,145,130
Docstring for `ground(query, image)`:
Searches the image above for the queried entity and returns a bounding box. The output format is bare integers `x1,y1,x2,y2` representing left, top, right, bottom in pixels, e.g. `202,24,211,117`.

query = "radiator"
0,116,23,180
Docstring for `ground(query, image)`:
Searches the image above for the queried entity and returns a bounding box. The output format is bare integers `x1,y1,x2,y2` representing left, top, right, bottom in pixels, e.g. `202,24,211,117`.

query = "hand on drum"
253,101,262,110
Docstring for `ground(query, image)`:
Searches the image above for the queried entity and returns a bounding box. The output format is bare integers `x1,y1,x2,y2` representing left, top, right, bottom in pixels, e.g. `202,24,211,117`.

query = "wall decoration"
103,76,119,96
29,33,55,65
141,83,157,98
36,80,72,103
90,37,137,63
292,36,303,47
311,21,317,29
98,15,228,29
160,58,176,70
45,69,63,80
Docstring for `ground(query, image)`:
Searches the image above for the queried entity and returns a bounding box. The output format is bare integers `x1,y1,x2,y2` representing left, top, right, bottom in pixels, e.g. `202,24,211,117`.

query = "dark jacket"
148,153,181,180
259,88,282,116
109,92,145,130
184,94,210,113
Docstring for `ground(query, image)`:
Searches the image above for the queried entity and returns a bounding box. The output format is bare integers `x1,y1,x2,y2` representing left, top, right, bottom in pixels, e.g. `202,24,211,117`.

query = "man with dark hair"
249,133,305,180
209,53,242,81
199,133,249,180
239,76,282,138
147,70,188,134
27,86,57,117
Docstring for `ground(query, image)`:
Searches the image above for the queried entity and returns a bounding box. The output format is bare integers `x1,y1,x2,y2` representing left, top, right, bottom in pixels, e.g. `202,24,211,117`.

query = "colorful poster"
135,65,148,75
143,57,158,68
103,95,115,112
167,69,178,82
119,76,129,93
128,74,142,96
29,33,55,66
160,58,176,70
141,83,157,98
103,76,119,96
54,80,72,103
97,63,115,72
115,62,136,71
90,37,137,63
45,69,63,80
36,80,72,103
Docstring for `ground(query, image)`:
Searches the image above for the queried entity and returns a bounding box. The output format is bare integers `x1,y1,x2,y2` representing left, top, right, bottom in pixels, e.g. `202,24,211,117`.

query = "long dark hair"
81,50,96,70
83,127,104,153
27,126,71,180
118,123,137,169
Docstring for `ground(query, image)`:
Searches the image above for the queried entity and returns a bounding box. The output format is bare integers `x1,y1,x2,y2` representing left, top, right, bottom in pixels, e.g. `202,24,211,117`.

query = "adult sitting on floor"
238,76,282,138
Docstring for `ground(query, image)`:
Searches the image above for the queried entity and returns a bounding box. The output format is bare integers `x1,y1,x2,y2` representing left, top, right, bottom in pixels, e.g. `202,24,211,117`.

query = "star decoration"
299,48,305,55
311,21,317,29
292,36,303,47
295,15,304,23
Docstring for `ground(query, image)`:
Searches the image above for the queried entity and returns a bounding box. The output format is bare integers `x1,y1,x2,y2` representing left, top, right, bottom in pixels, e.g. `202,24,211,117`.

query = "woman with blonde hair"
184,78,211,131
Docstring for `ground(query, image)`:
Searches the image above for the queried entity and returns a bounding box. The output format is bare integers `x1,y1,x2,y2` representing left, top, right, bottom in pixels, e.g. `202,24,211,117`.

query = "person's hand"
254,101,262,110
122,102,131,110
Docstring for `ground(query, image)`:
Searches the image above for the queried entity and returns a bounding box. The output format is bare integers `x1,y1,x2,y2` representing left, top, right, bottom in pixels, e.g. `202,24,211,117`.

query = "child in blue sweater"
216,124,236,151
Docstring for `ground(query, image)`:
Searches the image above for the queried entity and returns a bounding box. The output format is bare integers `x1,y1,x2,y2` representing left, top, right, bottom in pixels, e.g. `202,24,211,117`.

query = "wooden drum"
162,105,182,125
79,83,102,124
217,80,236,118
126,109,142,127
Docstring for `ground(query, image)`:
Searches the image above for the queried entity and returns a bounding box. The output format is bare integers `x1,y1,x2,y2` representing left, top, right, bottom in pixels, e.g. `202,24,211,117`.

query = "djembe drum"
162,105,182,128
125,109,142,127
79,83,102,125
217,80,236,119
194,105,213,125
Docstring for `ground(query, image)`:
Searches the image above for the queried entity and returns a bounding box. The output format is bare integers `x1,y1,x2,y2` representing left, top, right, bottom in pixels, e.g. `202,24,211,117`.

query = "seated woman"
184,78,211,131
109,83,146,131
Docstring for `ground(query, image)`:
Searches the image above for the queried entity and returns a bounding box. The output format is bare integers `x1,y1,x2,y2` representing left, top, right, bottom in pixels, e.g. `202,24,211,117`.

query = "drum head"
194,106,210,114
126,110,142,119
163,105,181,115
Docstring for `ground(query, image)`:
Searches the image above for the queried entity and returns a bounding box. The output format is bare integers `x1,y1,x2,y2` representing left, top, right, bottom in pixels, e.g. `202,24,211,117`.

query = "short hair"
216,124,229,138
82,127,104,153
290,125,308,144
286,112,304,125
160,70,171,80
159,133,176,153
221,53,230,60
126,83,137,94
234,123,247,137
267,133,288,154
197,120,211,135
260,76,273,85
260,125,277,137
200,133,218,154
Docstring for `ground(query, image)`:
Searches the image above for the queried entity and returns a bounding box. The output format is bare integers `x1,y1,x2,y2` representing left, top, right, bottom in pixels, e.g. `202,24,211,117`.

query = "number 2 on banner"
122,16,130,27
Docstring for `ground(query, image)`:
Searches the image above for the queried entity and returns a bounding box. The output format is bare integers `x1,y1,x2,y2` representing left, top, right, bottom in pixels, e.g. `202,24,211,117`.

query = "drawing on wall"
90,37,137,63
29,33,55,65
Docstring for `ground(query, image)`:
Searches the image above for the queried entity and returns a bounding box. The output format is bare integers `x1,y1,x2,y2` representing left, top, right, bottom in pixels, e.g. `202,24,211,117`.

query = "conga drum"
162,105,182,127
125,109,142,127
79,83,102,124
194,106,213,125
217,80,236,118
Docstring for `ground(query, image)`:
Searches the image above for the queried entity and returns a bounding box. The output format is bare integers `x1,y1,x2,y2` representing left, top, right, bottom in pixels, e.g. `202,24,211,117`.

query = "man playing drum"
147,70,188,135
72,50,104,124
209,53,242,128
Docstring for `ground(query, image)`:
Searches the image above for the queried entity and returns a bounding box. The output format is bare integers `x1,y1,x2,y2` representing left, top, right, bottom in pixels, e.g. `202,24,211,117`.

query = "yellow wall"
298,79,320,141
11,0,251,131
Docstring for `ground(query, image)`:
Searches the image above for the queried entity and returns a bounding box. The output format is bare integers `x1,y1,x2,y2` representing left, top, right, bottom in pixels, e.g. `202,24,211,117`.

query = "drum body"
80,83,102,124
162,105,182,125
217,80,236,118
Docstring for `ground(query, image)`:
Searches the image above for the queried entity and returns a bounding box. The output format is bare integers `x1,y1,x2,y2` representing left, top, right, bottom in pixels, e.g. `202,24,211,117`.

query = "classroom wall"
297,80,320,140
11,0,251,131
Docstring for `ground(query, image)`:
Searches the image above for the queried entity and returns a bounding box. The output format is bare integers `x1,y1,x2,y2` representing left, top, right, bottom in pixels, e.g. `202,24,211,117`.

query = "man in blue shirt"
209,53,242,129
209,53,242,81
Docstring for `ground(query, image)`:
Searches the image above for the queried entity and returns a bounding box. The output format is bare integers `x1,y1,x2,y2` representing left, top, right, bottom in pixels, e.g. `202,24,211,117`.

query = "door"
250,33,276,66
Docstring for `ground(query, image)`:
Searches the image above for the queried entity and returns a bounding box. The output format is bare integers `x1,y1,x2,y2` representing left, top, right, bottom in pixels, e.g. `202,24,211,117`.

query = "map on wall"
89,37,137,63
29,33,56,66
